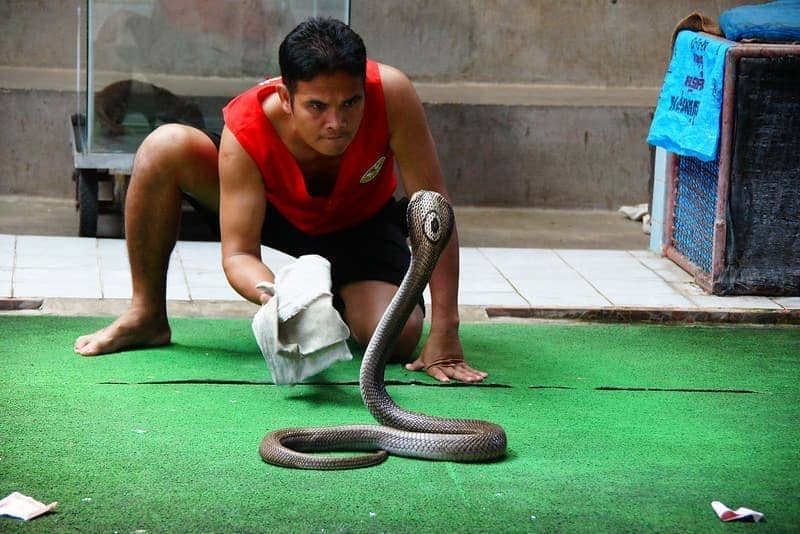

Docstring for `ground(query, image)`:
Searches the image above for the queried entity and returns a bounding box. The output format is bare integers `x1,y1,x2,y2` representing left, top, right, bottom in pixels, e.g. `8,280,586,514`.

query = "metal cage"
664,37,800,296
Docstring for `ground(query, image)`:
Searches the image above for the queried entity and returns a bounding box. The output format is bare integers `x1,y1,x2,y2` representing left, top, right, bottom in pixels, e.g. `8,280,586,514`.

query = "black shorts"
187,129,416,311
262,197,412,293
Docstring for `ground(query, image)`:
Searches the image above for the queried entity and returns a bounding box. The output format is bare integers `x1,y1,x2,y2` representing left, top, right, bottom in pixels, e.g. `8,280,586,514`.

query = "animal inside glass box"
70,0,350,236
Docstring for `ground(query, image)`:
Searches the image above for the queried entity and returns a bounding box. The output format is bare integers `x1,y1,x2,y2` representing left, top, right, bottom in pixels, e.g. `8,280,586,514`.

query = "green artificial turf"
0,316,798,532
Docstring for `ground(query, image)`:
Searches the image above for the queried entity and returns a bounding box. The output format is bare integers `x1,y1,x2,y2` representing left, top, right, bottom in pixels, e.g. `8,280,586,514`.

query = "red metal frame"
663,35,800,294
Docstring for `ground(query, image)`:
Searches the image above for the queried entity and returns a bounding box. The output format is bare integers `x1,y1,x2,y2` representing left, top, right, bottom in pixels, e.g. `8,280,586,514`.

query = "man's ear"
276,84,293,114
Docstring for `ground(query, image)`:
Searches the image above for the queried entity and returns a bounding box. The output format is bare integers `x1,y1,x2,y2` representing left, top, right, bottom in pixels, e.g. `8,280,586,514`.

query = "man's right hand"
255,281,275,305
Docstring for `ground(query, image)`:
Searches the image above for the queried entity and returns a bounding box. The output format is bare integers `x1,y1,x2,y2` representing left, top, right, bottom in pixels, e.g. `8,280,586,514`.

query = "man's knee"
134,124,200,176
389,306,424,363
350,305,423,363
131,124,220,207
340,281,423,360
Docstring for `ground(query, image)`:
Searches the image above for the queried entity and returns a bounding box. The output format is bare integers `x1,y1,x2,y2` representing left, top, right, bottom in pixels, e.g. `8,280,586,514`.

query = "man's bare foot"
74,311,171,356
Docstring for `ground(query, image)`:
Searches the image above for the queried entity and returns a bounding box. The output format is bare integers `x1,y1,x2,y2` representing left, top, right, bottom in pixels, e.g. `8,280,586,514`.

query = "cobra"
259,190,508,469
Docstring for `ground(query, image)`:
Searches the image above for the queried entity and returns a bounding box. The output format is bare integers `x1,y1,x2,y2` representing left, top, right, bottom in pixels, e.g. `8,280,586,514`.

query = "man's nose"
325,108,347,130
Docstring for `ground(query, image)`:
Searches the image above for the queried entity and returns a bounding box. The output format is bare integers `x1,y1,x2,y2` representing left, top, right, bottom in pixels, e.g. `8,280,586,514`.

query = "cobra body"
259,190,507,469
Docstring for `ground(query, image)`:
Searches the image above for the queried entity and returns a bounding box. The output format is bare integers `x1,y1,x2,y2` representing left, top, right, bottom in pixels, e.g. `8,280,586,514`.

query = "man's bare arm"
381,64,487,382
218,126,275,305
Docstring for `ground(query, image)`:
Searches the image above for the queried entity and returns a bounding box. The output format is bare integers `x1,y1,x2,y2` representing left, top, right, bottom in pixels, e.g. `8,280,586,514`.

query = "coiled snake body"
259,190,507,469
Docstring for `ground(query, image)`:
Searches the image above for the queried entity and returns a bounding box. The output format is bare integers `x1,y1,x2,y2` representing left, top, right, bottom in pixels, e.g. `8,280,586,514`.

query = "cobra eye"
423,211,442,242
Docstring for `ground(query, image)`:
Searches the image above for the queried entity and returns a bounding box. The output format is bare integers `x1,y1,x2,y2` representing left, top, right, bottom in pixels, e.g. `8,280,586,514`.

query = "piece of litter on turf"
0,492,58,521
133,429,147,434
711,501,764,522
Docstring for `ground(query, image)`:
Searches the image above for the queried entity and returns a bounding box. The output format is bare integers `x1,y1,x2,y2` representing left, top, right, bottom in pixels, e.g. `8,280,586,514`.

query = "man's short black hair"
278,17,367,94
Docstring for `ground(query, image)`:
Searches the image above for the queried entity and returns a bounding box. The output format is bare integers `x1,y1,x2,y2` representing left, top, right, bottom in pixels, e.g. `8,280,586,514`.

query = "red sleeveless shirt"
222,60,397,236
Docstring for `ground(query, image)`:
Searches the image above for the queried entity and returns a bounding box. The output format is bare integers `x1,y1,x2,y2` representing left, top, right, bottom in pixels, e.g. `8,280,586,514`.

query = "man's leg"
339,280,424,363
74,124,220,356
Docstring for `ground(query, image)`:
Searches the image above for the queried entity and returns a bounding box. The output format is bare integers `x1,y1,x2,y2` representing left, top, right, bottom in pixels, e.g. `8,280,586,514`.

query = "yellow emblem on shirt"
359,156,386,184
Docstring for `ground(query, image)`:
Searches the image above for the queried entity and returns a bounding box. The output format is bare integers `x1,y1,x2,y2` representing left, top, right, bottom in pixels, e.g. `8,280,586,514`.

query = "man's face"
287,71,365,157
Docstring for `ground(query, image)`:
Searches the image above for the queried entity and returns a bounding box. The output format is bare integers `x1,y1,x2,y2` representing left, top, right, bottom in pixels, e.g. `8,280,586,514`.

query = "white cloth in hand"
252,254,352,385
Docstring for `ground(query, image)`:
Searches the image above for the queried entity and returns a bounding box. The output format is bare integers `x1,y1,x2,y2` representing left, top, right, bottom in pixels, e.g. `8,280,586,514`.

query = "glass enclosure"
81,0,350,155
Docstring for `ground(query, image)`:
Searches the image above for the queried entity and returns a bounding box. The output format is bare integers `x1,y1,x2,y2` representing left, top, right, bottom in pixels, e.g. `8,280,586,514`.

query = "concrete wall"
1,0,78,198
1,0,77,68
427,104,653,208
0,0,751,207
354,0,741,85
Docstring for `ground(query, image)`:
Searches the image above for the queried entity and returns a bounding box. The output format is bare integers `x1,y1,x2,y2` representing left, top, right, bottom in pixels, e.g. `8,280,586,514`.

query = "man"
74,18,487,383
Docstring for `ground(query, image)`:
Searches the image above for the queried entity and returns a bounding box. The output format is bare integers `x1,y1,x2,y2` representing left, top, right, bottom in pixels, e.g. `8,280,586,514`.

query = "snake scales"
259,190,507,469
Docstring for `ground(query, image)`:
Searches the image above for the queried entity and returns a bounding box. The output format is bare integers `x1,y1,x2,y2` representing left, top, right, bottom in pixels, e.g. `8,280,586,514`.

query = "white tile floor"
1,233,797,312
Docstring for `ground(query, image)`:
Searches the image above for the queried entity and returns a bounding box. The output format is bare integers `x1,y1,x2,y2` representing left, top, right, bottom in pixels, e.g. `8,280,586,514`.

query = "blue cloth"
720,0,800,42
647,31,733,162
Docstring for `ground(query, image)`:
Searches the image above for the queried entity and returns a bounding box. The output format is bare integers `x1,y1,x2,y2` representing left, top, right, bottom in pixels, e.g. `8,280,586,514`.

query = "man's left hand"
404,329,488,383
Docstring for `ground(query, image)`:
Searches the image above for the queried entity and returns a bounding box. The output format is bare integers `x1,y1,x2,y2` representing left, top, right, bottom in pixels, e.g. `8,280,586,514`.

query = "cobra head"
406,190,455,264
